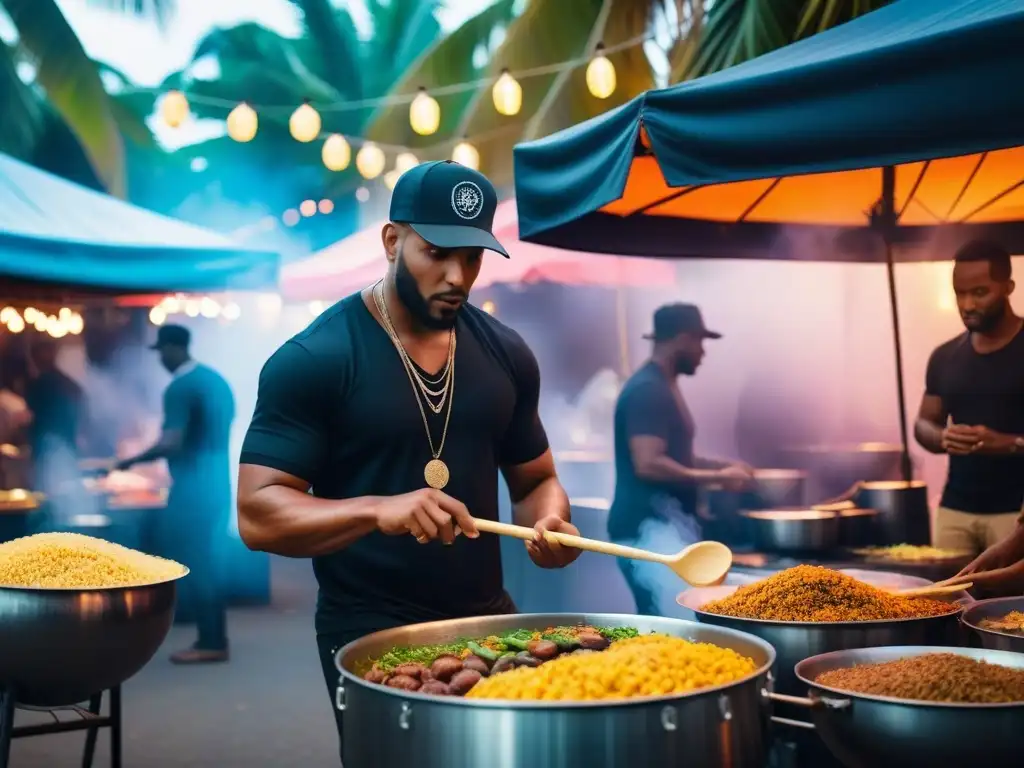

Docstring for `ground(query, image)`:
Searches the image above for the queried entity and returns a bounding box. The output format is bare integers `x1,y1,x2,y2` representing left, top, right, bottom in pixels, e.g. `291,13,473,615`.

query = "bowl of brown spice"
678,565,966,695
962,595,1024,653
787,646,1024,767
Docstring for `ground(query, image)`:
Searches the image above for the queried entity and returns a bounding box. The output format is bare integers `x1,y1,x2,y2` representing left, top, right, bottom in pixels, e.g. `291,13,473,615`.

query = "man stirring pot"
236,162,579,761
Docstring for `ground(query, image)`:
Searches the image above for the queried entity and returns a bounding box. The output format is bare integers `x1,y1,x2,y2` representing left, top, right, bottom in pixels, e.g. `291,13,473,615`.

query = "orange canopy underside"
601,147,1024,227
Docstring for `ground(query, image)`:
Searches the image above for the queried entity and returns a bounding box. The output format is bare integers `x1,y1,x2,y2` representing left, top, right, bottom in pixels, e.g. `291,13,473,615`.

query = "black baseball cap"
642,304,722,341
389,160,509,258
149,324,191,349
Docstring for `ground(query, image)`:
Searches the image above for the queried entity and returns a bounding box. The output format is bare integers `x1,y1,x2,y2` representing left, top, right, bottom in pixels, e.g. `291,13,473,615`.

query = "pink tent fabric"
281,201,675,301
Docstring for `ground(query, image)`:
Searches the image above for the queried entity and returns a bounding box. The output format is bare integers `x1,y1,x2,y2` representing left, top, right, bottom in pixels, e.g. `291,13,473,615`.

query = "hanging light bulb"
586,43,617,99
322,134,351,171
300,199,317,217
492,69,522,116
451,139,480,170
409,87,440,136
161,90,190,127
149,306,167,326
67,312,84,335
226,102,258,142
289,100,321,143
6,314,24,333
200,297,221,318
0,307,15,323
383,170,401,190
356,142,386,179
221,302,241,321
282,209,300,227
184,299,200,317
395,152,419,175
318,199,334,214
355,187,370,203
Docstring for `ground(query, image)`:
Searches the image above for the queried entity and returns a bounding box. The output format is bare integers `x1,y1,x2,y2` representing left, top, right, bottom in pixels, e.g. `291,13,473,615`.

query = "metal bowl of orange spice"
679,565,966,695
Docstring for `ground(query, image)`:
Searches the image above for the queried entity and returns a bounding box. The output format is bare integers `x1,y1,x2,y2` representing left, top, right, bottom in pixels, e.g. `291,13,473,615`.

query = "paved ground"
9,558,339,768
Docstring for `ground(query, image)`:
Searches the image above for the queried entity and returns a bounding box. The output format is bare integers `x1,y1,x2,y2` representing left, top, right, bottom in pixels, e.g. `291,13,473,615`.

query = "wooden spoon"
471,518,732,587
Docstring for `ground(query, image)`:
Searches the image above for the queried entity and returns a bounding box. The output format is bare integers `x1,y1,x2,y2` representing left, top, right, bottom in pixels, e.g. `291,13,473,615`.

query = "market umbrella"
0,153,279,293
513,0,1024,479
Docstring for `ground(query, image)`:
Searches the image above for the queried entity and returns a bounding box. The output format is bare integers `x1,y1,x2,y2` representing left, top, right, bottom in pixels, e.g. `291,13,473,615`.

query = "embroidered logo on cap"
451,181,484,220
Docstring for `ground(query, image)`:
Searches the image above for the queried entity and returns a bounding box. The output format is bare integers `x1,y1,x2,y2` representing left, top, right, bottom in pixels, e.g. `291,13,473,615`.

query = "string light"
318,199,334,214
289,100,321,143
322,134,351,171
492,69,522,117
226,102,258,142
395,152,419,175
300,199,317,217
384,170,400,190
161,90,190,127
149,306,167,326
355,187,370,203
282,209,300,226
586,43,616,99
356,142,386,179
6,315,24,333
452,139,480,170
409,87,441,136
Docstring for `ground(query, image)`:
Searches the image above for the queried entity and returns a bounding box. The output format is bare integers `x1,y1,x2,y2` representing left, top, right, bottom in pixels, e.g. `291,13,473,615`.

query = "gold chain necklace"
373,281,456,489
376,285,455,413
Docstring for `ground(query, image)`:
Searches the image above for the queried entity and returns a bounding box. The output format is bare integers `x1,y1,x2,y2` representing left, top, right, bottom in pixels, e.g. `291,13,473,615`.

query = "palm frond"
84,0,176,29
0,39,47,160
289,0,364,100
5,0,126,196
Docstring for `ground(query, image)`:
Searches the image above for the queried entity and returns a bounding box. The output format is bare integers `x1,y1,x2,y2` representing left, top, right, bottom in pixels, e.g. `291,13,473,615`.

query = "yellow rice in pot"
467,634,758,701
0,533,185,589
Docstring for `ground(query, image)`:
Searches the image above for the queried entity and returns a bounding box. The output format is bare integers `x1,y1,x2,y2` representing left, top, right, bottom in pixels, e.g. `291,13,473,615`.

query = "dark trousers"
316,634,348,766
617,557,661,616
164,510,229,652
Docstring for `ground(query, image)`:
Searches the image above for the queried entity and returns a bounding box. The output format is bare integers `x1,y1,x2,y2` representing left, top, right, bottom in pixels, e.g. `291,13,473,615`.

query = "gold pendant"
424,459,450,490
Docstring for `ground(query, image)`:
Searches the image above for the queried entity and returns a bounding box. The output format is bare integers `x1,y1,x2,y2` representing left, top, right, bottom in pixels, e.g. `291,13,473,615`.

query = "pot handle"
770,716,816,731
766,690,851,731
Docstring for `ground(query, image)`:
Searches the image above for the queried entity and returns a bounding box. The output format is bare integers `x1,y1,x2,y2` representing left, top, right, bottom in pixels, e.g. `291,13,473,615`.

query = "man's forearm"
914,419,945,454
694,456,731,471
122,442,172,467
637,456,720,485
238,486,380,557
512,476,570,527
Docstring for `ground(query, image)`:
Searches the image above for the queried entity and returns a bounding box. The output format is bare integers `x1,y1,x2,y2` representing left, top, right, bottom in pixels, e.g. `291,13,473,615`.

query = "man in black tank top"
237,161,579,762
914,240,1024,558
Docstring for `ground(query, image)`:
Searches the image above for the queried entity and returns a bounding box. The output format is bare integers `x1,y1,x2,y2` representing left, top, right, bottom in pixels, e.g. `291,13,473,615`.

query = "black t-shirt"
240,293,549,636
608,361,697,540
925,328,1024,514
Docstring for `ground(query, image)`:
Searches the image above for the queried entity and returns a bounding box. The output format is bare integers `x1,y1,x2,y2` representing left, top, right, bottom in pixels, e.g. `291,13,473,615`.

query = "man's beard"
394,251,461,330
964,299,1009,333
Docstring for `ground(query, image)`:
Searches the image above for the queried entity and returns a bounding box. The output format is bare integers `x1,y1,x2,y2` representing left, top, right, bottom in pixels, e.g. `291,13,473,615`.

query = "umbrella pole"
878,165,913,482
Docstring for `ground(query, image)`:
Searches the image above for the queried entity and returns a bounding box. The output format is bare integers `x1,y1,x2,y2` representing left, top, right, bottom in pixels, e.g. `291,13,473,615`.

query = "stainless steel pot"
679,572,968,696
0,574,184,706
740,509,840,554
855,481,931,545
752,470,807,508
779,646,1024,767
962,595,1024,653
334,613,776,768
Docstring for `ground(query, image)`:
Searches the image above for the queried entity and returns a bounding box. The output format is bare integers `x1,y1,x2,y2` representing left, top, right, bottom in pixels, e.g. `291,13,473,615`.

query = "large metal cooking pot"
782,646,1024,767
741,509,840,554
751,470,807,507
0,573,185,706
962,595,1024,653
835,508,878,549
679,571,968,696
334,613,776,768
854,481,931,545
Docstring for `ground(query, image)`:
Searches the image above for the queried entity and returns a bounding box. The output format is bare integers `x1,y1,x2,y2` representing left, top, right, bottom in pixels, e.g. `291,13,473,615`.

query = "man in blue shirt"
117,324,235,663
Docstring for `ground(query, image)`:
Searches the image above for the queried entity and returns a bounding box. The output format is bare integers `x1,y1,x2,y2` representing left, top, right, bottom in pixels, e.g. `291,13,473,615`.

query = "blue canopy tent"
513,0,1024,479
0,153,279,293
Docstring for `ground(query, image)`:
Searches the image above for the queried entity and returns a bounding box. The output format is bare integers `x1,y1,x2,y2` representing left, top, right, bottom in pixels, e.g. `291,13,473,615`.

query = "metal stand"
0,685,121,768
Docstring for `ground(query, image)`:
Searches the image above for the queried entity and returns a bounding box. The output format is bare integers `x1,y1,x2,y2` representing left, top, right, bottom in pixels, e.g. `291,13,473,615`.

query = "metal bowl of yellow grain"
0,533,188,707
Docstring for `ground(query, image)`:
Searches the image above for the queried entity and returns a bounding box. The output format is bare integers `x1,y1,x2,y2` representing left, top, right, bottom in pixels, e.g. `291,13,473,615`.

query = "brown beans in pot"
578,632,609,651
393,662,430,680
527,639,559,660
460,655,490,676
386,674,421,691
364,666,389,684
429,655,464,682
448,669,483,696
419,680,452,696
490,656,517,675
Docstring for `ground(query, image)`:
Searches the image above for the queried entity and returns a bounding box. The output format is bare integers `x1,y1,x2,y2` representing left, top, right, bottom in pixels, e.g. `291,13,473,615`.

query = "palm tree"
364,0,895,186
0,0,174,197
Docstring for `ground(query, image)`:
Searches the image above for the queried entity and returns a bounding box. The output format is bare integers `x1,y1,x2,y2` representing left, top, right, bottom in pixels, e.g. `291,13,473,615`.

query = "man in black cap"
237,161,579,759
608,304,753,615
116,324,235,663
